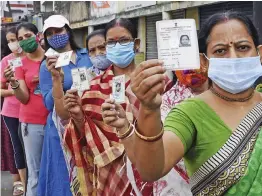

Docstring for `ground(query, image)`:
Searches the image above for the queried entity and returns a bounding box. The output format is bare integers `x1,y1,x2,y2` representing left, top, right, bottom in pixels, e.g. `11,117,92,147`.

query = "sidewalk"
1,171,13,196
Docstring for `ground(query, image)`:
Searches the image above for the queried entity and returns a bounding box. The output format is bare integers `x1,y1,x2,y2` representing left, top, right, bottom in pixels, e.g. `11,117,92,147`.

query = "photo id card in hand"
71,67,90,92
45,48,59,57
112,75,125,104
56,51,73,68
156,19,200,70
8,57,23,71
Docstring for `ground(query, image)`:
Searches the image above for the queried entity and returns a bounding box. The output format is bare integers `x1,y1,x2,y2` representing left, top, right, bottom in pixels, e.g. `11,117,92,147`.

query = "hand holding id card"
45,48,59,57
8,57,23,71
71,67,90,92
156,19,200,70
112,75,125,104
56,51,73,68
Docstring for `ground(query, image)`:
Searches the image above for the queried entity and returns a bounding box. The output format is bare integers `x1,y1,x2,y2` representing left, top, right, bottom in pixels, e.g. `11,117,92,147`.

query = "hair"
6,27,16,35
43,24,80,51
105,18,137,39
180,35,190,42
198,11,259,54
16,22,38,37
86,29,105,50
1,29,11,59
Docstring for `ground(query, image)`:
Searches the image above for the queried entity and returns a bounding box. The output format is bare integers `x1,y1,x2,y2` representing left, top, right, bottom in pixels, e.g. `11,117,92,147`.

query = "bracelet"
11,80,20,90
116,121,133,140
134,120,164,142
69,112,85,123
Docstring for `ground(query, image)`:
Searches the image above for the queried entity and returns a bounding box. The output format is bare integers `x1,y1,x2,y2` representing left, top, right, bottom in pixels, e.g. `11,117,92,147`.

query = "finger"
66,89,78,95
104,98,115,104
114,103,124,112
65,102,78,110
102,102,116,111
102,110,118,118
137,74,165,96
64,93,77,99
142,81,165,102
132,66,165,91
136,60,164,74
103,116,117,124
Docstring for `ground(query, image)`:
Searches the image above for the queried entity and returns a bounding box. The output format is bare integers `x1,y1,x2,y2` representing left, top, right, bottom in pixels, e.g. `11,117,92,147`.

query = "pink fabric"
15,56,48,124
1,53,20,118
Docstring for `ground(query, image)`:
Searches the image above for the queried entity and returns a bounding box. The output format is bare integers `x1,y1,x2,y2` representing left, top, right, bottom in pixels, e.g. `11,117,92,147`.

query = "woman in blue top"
38,15,92,196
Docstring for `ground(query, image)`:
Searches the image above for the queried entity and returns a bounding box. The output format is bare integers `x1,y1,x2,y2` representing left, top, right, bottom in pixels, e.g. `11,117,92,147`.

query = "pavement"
1,171,13,196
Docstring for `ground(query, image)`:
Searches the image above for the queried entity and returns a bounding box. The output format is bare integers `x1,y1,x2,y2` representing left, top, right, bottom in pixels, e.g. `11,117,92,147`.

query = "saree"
63,65,173,196
190,102,262,196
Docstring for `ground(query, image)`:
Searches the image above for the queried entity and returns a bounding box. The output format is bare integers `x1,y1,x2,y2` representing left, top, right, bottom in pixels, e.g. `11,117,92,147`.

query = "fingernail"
158,60,164,64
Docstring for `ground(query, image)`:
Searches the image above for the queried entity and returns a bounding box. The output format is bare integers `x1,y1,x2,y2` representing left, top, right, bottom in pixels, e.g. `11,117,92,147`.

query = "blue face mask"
47,33,69,49
207,55,262,94
90,54,112,70
106,42,135,68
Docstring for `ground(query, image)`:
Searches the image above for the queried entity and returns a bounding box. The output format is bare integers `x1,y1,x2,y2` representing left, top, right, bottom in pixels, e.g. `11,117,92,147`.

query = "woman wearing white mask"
102,11,262,196
0,27,26,196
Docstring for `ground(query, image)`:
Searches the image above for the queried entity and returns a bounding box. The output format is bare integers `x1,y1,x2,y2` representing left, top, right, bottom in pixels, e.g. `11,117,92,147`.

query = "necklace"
210,87,254,102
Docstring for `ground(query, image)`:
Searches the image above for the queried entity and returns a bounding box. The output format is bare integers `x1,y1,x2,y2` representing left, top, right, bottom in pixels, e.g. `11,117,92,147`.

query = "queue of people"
1,11,262,196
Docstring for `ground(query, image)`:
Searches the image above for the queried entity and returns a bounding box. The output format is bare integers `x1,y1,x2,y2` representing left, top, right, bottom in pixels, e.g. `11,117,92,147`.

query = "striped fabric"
64,65,173,195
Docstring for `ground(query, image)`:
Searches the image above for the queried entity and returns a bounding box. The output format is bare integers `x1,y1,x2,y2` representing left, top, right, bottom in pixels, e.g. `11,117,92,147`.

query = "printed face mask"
47,33,69,49
90,54,112,70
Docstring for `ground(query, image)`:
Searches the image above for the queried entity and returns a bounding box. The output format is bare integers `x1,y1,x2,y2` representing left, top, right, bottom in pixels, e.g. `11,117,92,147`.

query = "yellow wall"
186,7,200,30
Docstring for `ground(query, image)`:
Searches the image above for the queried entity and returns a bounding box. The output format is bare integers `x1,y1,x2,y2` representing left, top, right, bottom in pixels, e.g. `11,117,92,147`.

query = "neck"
191,80,210,95
56,43,72,53
13,51,25,58
212,83,255,104
113,62,136,78
27,46,44,61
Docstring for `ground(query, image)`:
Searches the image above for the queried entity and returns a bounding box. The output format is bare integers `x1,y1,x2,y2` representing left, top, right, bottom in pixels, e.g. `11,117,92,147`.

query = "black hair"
198,11,259,54
1,29,11,59
43,24,80,51
86,29,105,51
16,22,38,37
6,27,16,35
105,18,137,39
180,35,190,42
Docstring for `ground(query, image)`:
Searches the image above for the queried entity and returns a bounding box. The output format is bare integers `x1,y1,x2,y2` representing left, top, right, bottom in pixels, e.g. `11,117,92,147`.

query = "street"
1,171,13,196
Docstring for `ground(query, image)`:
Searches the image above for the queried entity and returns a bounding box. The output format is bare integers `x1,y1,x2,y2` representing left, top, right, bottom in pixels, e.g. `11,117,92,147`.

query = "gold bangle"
116,122,132,139
134,120,164,142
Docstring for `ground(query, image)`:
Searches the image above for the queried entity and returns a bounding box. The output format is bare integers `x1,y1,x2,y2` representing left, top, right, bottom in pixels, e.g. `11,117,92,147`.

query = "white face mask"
8,42,23,54
205,54,262,94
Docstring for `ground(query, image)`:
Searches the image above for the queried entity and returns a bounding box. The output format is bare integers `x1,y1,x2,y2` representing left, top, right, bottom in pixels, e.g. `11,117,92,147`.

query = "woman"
38,15,92,196
101,11,262,196
62,18,172,195
1,28,24,196
4,22,49,196
179,35,191,47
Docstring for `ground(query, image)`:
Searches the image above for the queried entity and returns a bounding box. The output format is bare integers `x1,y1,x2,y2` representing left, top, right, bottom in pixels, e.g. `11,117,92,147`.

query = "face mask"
207,55,262,94
8,42,23,54
106,42,135,68
19,37,38,53
47,33,69,49
175,69,208,88
90,54,112,70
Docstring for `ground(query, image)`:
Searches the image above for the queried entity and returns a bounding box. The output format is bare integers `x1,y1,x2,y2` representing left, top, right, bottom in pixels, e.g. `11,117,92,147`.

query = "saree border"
190,103,262,195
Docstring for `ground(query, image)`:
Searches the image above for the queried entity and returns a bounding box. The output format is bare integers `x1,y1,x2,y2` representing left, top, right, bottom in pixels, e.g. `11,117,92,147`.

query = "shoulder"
1,53,13,64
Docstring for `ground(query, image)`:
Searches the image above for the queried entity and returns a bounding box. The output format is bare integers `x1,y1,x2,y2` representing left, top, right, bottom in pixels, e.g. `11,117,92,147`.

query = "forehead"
46,27,64,32
207,19,253,46
6,32,16,38
88,35,105,47
106,26,132,39
18,27,33,37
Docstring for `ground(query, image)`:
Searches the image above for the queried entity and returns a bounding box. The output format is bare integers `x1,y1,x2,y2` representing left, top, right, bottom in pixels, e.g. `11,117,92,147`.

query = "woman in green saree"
101,11,262,196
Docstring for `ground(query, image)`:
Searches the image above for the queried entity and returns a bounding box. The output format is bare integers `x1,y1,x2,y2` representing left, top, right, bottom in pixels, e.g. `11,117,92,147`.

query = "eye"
214,49,226,55
106,40,116,47
119,38,132,45
89,49,95,53
237,45,250,52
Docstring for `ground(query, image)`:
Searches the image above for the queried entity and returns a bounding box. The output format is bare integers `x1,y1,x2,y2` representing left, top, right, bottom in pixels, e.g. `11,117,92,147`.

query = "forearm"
52,77,70,120
11,81,29,104
121,106,165,181
0,89,14,97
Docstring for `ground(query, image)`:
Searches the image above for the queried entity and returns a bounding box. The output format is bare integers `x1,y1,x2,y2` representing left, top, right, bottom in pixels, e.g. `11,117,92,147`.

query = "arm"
10,79,29,104
0,82,14,97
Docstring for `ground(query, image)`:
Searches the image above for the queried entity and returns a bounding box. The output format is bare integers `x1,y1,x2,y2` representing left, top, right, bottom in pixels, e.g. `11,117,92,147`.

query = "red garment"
64,66,172,195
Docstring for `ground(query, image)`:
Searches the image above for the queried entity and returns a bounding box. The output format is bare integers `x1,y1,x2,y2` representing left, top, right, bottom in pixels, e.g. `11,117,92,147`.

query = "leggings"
2,116,26,169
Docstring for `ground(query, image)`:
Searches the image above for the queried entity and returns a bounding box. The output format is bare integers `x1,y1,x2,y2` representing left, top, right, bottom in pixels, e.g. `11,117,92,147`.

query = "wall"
73,28,88,48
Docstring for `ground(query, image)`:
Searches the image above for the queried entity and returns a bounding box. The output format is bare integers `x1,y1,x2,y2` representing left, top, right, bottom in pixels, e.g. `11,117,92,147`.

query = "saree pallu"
190,102,262,196
63,65,172,196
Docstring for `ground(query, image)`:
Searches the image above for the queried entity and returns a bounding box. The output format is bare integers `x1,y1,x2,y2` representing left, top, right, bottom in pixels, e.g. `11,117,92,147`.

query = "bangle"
134,120,164,142
11,80,20,90
69,112,85,123
116,121,133,140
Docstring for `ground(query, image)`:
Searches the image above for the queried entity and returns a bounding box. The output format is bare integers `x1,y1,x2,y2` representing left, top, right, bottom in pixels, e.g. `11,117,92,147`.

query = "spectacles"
106,38,134,48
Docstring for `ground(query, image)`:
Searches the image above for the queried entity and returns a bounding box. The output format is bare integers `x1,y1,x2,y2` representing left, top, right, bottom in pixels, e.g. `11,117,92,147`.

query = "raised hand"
64,89,83,119
4,65,16,83
46,56,64,81
130,59,166,111
101,99,128,129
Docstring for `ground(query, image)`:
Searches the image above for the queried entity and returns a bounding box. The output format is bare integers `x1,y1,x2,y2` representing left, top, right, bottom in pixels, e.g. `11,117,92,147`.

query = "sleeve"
164,104,196,153
0,59,7,83
39,60,54,111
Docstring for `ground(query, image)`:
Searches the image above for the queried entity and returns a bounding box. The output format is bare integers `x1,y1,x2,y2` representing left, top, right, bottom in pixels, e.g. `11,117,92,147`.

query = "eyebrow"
212,40,251,49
